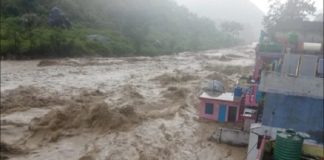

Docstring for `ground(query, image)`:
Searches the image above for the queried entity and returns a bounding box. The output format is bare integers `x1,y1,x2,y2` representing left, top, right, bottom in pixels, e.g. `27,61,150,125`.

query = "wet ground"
1,45,255,160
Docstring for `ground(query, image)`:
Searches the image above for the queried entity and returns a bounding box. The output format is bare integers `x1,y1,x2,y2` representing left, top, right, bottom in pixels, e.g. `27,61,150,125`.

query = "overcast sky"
176,0,323,14
249,0,323,13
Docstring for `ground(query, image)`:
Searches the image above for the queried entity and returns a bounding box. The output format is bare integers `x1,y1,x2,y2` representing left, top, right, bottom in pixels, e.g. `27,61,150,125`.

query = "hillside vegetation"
1,0,241,59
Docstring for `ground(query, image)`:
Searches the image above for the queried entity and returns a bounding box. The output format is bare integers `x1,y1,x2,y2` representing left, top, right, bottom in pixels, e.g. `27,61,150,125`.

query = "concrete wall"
259,71,324,99
247,124,263,160
253,53,284,81
262,93,324,143
244,119,255,131
212,128,249,146
247,124,286,160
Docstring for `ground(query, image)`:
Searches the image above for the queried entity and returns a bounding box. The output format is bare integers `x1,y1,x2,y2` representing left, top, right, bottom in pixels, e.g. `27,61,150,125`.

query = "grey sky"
249,0,323,13
175,0,323,14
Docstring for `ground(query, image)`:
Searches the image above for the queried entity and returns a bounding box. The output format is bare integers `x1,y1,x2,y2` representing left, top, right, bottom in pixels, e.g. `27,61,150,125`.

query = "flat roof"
200,92,234,102
259,71,324,99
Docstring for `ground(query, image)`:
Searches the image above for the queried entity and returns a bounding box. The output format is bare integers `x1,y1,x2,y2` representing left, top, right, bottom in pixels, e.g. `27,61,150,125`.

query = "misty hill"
1,0,242,59
175,0,264,42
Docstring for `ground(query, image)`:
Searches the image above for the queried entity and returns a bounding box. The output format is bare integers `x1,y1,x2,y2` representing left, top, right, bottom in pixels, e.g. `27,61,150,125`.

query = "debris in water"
0,142,25,159
0,86,65,114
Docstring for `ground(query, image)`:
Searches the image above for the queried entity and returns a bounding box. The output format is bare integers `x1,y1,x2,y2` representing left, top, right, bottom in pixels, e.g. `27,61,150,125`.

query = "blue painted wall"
262,93,324,143
218,104,227,122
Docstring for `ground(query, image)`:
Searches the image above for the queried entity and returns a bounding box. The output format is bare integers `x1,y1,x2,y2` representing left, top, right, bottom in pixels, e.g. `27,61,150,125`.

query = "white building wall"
246,124,281,160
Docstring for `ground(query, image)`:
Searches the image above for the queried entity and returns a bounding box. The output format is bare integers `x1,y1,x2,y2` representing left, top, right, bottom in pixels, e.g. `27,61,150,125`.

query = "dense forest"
0,0,242,59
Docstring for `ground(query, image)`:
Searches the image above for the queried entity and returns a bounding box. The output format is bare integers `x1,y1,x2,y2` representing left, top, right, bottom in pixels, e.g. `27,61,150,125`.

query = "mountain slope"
1,0,241,59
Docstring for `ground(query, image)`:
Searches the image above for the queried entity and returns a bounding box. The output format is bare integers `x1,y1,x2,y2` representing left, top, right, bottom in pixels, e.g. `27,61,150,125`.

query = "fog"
173,0,264,42
2,0,322,59
174,0,324,42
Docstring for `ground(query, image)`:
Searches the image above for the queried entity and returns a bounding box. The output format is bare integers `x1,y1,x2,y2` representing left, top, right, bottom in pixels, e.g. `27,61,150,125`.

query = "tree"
263,0,316,31
1,0,242,59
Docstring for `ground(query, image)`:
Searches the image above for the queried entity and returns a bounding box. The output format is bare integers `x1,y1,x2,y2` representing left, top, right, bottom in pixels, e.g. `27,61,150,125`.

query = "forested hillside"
1,0,241,59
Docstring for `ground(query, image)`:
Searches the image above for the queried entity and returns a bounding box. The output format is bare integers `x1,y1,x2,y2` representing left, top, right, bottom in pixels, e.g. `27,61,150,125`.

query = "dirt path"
1,45,255,160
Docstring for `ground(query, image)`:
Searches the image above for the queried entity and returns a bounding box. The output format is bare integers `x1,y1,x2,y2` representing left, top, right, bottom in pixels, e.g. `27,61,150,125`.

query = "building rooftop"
200,92,234,102
259,71,324,99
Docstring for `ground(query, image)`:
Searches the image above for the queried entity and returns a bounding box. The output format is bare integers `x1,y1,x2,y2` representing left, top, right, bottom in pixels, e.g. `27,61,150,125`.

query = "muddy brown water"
1,45,255,160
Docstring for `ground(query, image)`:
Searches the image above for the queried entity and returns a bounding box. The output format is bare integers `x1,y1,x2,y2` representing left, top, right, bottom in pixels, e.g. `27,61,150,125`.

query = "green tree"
1,0,242,59
263,0,316,31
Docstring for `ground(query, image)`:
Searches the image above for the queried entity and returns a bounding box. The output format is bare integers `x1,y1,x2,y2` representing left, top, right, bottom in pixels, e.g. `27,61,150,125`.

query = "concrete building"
246,20,323,160
258,53,324,142
247,57,324,159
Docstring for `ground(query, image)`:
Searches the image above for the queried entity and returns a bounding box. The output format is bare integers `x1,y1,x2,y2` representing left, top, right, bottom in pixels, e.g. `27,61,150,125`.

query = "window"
205,103,214,115
299,55,317,77
317,59,324,78
282,54,300,76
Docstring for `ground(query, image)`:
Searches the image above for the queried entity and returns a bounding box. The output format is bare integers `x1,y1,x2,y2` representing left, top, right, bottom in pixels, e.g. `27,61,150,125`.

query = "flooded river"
1,45,254,160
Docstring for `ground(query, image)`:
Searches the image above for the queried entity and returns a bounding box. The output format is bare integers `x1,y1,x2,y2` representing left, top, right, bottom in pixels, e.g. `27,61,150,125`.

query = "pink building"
199,92,242,122
244,84,258,107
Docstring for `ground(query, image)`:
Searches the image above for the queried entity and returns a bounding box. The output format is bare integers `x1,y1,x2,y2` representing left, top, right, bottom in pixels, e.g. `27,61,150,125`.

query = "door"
228,106,237,122
218,104,227,122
